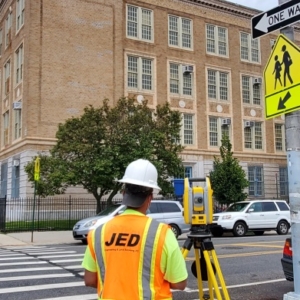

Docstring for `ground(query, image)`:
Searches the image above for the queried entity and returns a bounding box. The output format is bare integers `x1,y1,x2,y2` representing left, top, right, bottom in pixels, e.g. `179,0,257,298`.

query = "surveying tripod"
181,225,230,300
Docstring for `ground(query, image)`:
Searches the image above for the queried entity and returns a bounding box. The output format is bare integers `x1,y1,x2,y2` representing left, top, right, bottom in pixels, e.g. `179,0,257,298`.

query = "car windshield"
225,202,249,212
97,204,122,216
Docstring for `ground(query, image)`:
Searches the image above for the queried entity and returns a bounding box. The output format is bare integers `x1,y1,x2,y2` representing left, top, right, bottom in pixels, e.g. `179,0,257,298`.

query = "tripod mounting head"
183,177,213,226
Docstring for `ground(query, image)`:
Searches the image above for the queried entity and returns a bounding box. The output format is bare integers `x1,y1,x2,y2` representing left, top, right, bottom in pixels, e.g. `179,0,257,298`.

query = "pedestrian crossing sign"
264,34,300,119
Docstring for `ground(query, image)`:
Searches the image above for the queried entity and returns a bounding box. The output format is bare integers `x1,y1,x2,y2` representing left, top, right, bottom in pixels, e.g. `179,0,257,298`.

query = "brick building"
0,0,297,199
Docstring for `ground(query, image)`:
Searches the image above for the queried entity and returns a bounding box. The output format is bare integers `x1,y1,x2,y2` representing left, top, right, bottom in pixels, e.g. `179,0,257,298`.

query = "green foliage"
24,97,184,212
209,135,249,205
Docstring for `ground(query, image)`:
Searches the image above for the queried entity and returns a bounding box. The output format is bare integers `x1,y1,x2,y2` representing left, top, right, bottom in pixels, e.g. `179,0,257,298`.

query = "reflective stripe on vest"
93,216,169,300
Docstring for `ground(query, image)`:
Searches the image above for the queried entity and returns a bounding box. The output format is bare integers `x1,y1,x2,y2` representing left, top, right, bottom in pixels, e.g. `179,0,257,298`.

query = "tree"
25,97,184,213
209,134,249,206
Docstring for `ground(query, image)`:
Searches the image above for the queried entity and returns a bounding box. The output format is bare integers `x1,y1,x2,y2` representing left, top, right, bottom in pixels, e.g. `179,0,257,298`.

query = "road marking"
26,251,76,255
38,254,83,259
185,250,281,261
0,256,35,261
0,261,47,266
0,273,74,281
64,265,83,270
0,281,84,294
0,253,24,257
0,266,61,273
50,258,83,263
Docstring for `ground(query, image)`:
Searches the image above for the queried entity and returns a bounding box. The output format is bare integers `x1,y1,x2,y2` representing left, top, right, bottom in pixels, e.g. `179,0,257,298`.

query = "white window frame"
209,116,231,147
16,0,25,32
207,69,229,101
2,111,9,146
126,5,153,42
0,29,2,56
14,105,22,140
15,44,23,85
127,55,153,92
169,62,194,97
275,123,285,151
240,32,260,63
4,59,10,96
241,75,262,105
168,15,193,50
206,24,228,56
180,114,194,145
244,121,263,150
5,12,12,48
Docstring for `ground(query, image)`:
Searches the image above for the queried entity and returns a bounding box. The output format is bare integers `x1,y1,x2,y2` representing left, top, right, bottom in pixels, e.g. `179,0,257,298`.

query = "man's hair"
125,184,153,208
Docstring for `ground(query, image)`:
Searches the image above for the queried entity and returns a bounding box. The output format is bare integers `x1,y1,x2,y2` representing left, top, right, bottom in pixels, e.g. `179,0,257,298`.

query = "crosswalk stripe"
0,273,75,281
64,265,83,269
0,253,24,257
0,266,61,273
41,294,97,300
0,281,84,294
0,256,34,261
0,261,47,266
37,254,83,259
26,251,76,255
50,258,83,263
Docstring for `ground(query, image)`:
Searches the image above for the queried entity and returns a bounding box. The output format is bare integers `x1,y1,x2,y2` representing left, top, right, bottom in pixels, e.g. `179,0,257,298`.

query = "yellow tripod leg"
203,251,223,300
181,248,189,259
210,250,230,300
194,248,204,300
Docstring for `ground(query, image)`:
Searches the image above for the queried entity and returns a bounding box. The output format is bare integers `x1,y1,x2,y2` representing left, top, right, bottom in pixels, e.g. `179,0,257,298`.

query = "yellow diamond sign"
264,34,300,119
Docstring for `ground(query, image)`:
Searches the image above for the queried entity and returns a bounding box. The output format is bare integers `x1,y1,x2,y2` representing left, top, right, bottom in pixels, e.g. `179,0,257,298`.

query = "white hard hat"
118,159,161,190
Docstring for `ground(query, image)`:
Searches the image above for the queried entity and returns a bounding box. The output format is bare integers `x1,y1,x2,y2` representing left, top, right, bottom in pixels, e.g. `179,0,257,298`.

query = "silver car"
73,200,190,243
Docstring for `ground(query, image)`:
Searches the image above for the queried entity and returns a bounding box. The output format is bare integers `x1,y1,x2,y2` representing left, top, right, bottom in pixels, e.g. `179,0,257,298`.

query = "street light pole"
280,0,300,299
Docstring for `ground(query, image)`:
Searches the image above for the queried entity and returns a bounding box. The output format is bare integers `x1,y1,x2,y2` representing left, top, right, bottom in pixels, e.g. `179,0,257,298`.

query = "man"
82,159,188,300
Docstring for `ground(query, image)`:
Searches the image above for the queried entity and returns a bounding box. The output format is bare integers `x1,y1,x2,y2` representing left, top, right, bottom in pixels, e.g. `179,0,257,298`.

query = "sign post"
31,157,40,243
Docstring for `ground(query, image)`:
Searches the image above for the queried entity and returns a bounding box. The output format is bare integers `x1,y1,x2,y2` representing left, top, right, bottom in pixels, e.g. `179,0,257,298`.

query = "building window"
0,29,2,56
16,0,25,31
242,76,261,105
0,162,8,198
240,32,260,63
11,163,20,198
16,44,23,84
206,24,228,56
248,166,264,197
170,63,193,96
127,55,153,91
279,167,288,197
275,124,285,151
14,107,22,139
2,111,9,146
207,69,228,101
209,117,230,147
5,12,12,48
168,15,192,49
181,114,194,145
4,60,10,96
244,122,263,150
184,166,192,178
126,5,153,42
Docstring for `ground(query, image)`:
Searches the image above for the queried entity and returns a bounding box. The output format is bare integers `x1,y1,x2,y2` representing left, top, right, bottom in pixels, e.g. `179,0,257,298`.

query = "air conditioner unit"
13,159,20,167
253,77,262,85
13,101,22,109
244,121,255,128
221,118,231,126
182,65,194,74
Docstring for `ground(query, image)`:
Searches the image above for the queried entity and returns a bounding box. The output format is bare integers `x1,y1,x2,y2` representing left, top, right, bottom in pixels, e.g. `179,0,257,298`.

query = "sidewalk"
0,231,81,246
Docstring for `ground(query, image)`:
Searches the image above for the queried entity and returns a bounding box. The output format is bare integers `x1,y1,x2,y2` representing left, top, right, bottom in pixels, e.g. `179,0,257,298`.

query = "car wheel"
277,220,289,235
170,224,180,238
254,231,264,236
82,239,88,245
210,227,224,237
233,222,247,237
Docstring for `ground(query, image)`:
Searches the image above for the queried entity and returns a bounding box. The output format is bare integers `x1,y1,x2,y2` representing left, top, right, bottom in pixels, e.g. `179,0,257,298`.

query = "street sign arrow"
278,91,291,110
252,0,300,39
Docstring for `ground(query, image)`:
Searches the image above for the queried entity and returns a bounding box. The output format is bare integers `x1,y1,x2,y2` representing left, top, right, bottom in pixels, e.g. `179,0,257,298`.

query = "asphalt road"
0,232,295,300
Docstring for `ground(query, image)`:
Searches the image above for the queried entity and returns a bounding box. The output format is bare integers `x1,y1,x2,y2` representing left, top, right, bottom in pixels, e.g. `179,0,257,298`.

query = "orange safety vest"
88,214,172,300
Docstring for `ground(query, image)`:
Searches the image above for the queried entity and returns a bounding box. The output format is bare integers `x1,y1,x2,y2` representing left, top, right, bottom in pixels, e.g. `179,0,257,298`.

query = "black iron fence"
1,197,122,233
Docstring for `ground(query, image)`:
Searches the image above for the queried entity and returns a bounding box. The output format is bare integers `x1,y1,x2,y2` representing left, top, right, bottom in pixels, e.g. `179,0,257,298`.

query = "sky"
226,0,279,11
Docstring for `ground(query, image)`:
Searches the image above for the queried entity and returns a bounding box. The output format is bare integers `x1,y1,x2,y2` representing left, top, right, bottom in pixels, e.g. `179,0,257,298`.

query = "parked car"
73,200,190,243
281,237,293,281
210,200,290,237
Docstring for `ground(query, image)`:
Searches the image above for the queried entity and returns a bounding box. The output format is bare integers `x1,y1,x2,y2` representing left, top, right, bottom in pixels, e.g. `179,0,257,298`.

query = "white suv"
210,200,290,237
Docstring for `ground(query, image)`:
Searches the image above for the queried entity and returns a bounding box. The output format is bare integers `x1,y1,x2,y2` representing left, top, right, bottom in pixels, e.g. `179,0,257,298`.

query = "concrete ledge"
284,292,300,300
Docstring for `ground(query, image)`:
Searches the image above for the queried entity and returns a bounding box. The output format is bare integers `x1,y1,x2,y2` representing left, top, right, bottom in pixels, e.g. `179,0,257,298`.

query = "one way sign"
252,0,300,39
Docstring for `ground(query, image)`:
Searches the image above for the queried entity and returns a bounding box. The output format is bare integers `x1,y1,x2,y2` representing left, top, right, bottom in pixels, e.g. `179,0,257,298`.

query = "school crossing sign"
264,34,300,119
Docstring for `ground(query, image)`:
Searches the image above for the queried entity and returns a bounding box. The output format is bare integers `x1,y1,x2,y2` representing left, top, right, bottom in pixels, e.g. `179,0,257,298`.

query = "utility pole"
281,0,300,299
